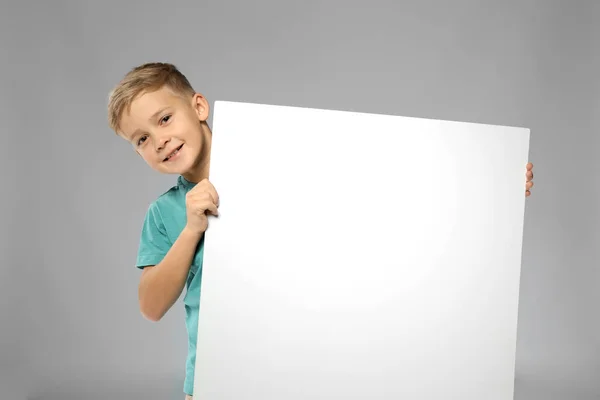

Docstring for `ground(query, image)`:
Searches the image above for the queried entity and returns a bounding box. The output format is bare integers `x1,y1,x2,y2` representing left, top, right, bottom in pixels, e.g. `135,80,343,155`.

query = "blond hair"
107,62,196,134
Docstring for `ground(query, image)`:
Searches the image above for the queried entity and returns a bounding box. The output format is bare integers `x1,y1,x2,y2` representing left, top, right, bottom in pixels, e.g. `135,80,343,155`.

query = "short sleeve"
136,202,172,269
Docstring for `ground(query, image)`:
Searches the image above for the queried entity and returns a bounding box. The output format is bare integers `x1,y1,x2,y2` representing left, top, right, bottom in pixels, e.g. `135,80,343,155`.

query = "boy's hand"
185,179,220,235
526,162,534,197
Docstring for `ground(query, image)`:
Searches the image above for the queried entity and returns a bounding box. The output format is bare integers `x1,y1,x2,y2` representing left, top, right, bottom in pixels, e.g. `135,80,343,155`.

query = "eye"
160,114,171,125
137,135,147,146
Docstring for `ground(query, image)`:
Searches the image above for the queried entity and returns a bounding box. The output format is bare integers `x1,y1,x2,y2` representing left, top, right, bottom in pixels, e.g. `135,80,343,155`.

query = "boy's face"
118,86,210,177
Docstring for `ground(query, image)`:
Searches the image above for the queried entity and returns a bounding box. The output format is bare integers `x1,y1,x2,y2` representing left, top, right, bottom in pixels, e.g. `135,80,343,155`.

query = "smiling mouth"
164,144,184,162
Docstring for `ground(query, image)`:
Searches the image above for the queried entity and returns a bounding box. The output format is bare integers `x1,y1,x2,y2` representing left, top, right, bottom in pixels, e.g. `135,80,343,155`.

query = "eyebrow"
149,106,171,122
127,106,172,141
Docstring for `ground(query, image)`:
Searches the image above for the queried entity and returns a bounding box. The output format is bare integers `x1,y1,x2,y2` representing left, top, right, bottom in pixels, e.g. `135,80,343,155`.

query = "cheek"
139,149,158,165
182,120,202,140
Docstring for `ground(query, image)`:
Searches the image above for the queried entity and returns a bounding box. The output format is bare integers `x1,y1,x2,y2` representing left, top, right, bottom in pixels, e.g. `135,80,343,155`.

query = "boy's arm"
138,226,203,322
136,179,218,322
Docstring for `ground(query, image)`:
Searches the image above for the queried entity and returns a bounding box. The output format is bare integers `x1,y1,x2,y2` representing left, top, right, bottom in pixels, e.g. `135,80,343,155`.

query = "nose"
156,136,170,152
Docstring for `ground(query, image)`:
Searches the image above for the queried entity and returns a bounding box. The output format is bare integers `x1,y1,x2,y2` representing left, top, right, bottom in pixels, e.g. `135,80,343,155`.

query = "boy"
107,62,535,399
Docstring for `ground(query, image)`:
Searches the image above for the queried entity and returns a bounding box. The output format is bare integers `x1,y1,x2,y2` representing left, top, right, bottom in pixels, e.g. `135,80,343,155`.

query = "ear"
191,93,210,122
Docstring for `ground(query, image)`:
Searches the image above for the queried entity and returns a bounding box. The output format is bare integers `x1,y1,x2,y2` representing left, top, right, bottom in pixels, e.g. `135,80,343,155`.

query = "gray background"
1,0,598,399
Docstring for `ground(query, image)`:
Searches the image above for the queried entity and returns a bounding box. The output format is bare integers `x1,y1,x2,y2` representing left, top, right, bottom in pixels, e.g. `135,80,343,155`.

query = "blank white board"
194,101,530,400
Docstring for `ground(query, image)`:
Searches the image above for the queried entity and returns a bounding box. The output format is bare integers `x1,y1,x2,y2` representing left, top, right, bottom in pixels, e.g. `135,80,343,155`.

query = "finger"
200,190,219,207
191,178,211,192
526,190,531,197
526,181,534,189
194,180,219,207
204,180,219,206
208,186,220,207
205,203,219,216
526,162,533,170
195,197,218,212
196,197,218,210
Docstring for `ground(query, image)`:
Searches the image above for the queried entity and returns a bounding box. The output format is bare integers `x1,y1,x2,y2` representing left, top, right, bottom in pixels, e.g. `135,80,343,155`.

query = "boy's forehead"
123,89,178,128
130,88,178,115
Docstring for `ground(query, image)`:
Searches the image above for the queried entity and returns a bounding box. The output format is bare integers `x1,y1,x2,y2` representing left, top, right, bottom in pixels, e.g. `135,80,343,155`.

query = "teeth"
165,147,180,161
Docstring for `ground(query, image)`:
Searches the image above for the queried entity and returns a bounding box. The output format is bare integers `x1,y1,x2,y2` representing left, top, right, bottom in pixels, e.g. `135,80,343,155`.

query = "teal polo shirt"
135,175,203,396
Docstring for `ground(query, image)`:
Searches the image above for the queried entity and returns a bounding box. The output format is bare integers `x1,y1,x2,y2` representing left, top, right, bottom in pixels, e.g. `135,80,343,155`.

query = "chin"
156,161,188,176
